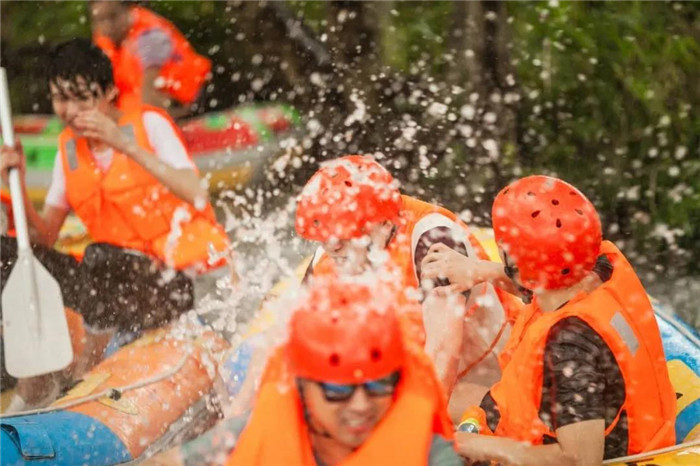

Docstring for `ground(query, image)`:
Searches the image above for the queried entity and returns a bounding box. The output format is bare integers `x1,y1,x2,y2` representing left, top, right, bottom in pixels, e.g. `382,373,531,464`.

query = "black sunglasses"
311,371,401,403
503,252,518,279
502,253,533,304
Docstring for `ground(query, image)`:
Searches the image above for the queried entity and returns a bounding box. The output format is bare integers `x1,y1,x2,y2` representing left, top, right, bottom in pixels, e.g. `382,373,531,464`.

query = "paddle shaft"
0,66,41,334
0,68,31,252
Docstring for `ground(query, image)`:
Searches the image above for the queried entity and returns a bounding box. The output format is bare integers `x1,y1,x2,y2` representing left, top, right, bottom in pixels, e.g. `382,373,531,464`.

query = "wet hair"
47,38,114,99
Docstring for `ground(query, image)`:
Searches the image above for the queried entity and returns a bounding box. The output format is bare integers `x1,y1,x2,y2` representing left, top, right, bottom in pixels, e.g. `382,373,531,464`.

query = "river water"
214,196,700,334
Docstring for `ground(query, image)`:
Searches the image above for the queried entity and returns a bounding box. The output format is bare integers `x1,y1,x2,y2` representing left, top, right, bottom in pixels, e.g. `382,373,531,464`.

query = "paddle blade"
2,254,73,378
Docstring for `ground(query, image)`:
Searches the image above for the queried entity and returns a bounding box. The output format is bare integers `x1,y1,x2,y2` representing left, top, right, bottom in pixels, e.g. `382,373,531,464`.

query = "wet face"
321,222,394,274
90,1,132,45
299,379,394,449
322,236,371,274
50,77,116,136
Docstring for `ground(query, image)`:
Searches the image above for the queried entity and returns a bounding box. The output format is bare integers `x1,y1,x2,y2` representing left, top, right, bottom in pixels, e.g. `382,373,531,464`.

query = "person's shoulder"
141,108,178,131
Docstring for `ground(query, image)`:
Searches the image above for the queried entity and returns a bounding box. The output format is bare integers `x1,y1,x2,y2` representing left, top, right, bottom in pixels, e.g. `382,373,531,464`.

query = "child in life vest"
428,176,676,463
0,39,230,410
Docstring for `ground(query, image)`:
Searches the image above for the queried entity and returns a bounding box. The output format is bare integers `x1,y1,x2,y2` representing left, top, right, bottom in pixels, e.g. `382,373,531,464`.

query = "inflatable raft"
1,324,230,465
10,103,301,204
1,225,698,465
223,228,700,465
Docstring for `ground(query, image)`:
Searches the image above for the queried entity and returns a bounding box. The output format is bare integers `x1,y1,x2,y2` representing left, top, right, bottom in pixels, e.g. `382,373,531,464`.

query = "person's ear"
106,85,119,104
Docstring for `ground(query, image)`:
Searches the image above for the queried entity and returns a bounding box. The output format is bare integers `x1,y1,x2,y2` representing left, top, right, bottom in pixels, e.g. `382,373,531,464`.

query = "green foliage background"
1,1,699,323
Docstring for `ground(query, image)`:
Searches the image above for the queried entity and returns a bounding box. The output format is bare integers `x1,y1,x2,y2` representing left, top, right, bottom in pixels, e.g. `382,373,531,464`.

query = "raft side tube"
0,411,132,465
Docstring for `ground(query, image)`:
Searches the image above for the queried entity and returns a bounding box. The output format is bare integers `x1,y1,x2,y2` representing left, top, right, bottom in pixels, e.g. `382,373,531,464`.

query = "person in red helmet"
225,278,462,466
431,176,676,464
295,155,523,408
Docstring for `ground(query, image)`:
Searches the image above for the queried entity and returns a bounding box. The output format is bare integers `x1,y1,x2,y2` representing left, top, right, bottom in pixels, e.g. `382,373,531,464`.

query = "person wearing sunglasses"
430,176,676,465
295,155,524,418
226,277,463,466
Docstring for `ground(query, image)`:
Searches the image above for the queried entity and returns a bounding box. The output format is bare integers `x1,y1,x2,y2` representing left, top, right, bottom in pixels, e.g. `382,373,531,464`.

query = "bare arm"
421,243,522,296
455,433,576,466
455,420,603,466
423,290,466,396
557,419,606,465
31,203,69,247
74,110,208,207
448,381,489,424
124,146,207,207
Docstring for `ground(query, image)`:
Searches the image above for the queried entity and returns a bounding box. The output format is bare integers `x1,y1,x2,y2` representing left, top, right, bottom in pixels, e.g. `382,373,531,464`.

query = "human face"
499,248,534,303
299,372,399,448
90,1,132,46
49,77,116,137
321,222,394,274
322,236,371,274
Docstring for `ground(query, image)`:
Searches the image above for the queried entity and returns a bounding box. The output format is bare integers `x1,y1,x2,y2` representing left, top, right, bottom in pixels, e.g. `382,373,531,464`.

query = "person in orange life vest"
226,277,463,466
432,176,677,465
295,155,522,417
90,0,211,116
0,39,229,404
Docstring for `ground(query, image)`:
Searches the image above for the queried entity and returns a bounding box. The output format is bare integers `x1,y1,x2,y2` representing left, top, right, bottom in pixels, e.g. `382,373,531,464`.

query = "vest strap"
65,139,78,171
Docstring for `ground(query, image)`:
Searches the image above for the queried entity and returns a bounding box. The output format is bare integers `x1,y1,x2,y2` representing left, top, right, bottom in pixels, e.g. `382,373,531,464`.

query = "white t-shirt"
45,111,196,210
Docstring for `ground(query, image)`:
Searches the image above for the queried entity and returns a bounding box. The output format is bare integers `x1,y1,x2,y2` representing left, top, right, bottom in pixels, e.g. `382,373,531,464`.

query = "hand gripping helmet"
492,175,602,290
287,278,405,384
295,155,402,242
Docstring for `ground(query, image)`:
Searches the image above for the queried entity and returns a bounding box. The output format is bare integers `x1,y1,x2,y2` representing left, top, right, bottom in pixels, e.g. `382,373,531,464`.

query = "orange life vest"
94,6,211,110
227,343,454,466
311,195,522,350
58,105,229,272
486,241,676,454
1,189,14,236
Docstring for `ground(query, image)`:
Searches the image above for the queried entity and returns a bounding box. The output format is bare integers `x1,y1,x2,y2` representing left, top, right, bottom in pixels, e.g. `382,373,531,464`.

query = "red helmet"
492,175,602,290
295,155,402,242
287,278,405,384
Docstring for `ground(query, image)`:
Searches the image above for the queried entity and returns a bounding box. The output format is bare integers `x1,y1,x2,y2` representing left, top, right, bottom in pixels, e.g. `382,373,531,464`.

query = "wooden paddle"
0,66,73,378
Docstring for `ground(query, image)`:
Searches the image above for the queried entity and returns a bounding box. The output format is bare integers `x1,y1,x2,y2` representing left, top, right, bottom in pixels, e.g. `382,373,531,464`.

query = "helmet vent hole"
329,354,340,366
503,188,510,195
313,219,321,227
370,348,382,362
556,219,562,228
527,191,535,196
575,209,583,215
531,211,540,218
561,268,570,275
344,180,352,187
569,190,577,195
551,199,559,206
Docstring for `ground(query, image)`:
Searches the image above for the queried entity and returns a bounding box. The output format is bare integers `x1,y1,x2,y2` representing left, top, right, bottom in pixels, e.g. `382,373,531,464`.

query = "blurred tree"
1,0,699,305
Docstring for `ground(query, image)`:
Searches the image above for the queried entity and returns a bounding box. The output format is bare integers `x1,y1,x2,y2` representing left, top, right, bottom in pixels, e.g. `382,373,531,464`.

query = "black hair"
47,38,114,99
